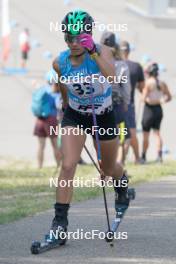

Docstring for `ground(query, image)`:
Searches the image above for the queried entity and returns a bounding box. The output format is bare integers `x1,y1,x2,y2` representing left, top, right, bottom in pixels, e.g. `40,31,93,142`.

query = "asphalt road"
0,176,176,264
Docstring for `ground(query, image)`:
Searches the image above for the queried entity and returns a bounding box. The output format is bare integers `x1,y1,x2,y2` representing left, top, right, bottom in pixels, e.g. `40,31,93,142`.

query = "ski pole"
90,88,114,246
84,145,101,174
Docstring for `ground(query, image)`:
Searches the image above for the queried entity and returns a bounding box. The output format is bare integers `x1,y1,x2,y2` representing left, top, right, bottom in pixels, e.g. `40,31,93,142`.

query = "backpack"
31,86,53,118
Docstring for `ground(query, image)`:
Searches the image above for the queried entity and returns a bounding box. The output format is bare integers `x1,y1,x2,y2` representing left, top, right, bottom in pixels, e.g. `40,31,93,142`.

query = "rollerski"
31,203,69,254
105,174,135,242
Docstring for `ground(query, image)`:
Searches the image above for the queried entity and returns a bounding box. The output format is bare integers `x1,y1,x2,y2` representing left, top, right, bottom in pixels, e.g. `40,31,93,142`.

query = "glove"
78,33,96,54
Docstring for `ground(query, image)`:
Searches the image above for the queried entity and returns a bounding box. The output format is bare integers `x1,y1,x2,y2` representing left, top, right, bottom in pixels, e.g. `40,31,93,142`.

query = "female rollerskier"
32,11,130,250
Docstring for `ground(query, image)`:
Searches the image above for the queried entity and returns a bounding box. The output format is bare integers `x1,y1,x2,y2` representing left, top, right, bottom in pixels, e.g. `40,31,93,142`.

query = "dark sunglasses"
64,34,80,43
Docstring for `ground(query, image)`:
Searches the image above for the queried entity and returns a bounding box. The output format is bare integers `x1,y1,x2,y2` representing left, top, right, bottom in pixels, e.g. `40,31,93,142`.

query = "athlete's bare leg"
56,127,86,203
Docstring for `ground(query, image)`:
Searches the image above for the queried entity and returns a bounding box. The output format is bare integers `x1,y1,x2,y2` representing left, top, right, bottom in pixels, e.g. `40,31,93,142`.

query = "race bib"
67,73,109,99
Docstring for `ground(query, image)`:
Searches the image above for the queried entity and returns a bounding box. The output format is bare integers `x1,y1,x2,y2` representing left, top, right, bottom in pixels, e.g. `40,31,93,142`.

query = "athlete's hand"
78,33,96,54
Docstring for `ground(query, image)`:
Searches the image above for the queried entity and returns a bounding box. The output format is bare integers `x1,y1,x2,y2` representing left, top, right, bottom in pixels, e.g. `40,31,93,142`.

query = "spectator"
141,63,172,163
19,28,30,68
120,40,145,164
32,74,62,169
100,31,131,165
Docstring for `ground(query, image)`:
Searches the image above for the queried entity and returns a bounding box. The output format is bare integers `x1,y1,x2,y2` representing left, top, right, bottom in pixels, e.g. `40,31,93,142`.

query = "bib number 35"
73,82,95,97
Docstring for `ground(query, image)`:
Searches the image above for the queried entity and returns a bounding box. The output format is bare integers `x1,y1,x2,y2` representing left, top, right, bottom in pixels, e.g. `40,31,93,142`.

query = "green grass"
0,161,176,224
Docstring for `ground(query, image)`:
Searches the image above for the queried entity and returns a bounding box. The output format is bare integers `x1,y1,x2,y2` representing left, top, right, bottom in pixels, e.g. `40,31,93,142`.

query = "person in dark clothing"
100,32,131,165
141,63,172,163
120,41,145,164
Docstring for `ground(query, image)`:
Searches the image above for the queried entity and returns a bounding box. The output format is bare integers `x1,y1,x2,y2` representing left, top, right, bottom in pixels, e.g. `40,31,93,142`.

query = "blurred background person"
120,40,145,164
141,63,172,163
19,28,30,68
32,71,62,169
100,31,131,165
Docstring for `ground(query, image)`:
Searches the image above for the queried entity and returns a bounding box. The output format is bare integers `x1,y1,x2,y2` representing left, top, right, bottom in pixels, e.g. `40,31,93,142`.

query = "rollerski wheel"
105,230,114,243
30,232,67,254
31,241,41,254
128,188,136,200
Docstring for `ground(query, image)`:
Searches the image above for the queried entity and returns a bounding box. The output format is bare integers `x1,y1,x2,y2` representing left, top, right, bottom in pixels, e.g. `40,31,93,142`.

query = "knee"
131,134,137,142
103,168,114,177
61,160,77,176
39,144,45,152
101,163,113,177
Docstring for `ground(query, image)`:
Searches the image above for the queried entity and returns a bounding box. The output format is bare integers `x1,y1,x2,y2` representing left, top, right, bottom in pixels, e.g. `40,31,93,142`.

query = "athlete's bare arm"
53,59,68,108
142,82,150,102
160,81,172,103
94,45,116,80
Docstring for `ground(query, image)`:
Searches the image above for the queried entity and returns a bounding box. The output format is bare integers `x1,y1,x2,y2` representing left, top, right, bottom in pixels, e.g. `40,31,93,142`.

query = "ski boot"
112,174,135,233
31,203,69,254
